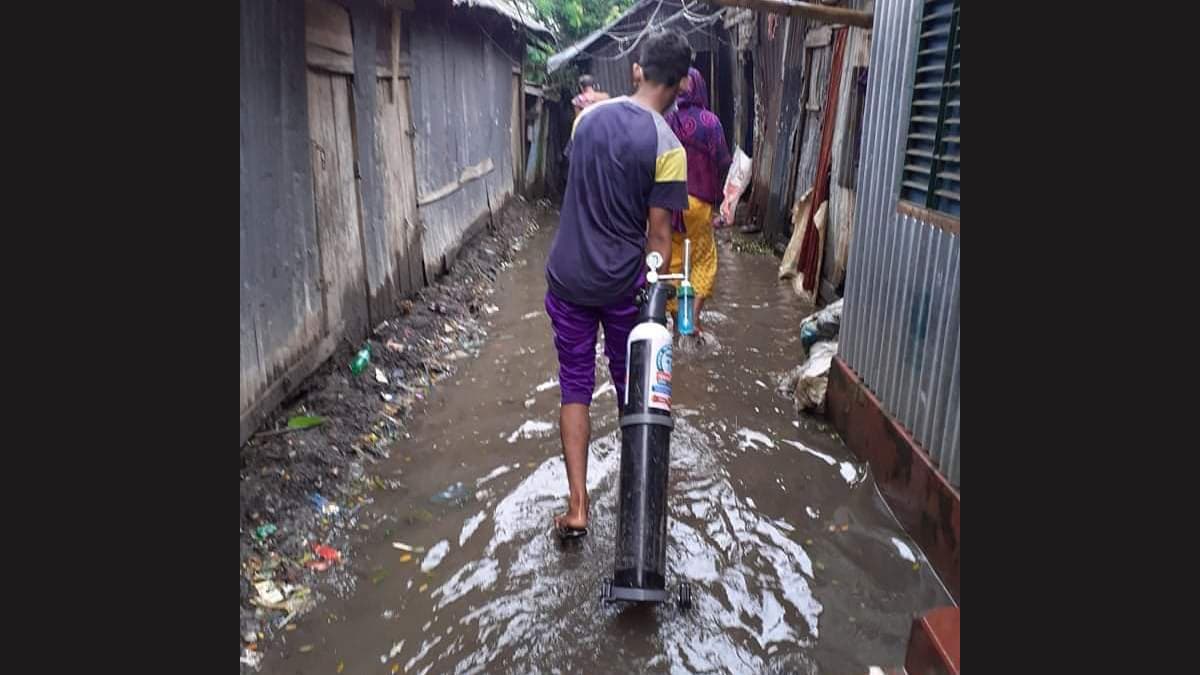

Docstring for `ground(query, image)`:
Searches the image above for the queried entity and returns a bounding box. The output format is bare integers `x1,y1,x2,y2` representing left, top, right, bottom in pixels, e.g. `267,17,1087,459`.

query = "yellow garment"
667,196,717,313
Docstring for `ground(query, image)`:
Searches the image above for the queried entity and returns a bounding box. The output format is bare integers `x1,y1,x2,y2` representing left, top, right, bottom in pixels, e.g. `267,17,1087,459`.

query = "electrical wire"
474,16,524,68
602,0,665,61
588,0,729,62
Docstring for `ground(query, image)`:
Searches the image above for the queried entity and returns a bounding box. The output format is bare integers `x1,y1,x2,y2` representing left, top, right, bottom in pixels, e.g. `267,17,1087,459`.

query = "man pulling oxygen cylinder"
543,29,693,541
601,243,694,608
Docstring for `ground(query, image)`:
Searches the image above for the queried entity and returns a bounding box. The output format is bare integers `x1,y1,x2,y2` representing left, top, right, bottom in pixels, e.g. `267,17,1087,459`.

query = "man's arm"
647,207,673,274
646,116,688,273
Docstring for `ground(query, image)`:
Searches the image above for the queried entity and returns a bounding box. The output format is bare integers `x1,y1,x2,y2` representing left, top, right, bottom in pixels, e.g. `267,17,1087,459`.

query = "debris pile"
800,299,842,350
778,300,844,415
239,197,551,670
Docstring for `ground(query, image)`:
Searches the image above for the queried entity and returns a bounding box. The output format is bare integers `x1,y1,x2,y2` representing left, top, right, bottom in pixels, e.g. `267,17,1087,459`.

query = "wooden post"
710,0,873,29
391,9,400,103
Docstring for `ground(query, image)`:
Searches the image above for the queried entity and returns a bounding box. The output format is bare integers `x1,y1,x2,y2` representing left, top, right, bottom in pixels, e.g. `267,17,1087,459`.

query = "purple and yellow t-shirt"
546,96,688,307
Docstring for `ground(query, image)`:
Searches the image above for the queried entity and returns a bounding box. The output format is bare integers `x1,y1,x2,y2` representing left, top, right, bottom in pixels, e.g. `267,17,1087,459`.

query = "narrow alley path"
260,209,951,674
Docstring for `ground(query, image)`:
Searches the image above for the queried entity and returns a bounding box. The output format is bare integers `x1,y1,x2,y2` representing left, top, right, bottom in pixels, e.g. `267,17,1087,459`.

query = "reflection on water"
259,221,951,675
399,418,831,674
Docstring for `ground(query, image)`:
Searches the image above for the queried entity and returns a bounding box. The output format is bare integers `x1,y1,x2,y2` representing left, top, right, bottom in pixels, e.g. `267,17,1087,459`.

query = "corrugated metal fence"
750,12,804,243
840,0,960,487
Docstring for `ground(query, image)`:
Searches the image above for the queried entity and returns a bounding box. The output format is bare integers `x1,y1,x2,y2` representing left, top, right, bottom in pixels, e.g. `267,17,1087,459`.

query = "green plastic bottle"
349,345,371,375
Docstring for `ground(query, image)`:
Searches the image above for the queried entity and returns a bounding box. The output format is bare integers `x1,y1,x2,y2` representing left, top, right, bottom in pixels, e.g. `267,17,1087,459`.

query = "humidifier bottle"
676,281,695,335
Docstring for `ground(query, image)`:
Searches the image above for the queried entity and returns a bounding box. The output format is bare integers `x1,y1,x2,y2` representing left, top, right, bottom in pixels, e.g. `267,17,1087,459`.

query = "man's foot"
555,523,588,540
676,332,699,353
677,328,718,355
554,512,588,529
554,499,589,539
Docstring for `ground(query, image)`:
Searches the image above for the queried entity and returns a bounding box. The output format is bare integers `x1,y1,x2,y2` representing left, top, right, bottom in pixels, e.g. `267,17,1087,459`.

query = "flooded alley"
258,210,951,675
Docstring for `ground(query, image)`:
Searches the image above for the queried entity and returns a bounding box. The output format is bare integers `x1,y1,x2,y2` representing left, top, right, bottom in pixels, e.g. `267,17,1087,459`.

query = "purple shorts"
545,290,639,406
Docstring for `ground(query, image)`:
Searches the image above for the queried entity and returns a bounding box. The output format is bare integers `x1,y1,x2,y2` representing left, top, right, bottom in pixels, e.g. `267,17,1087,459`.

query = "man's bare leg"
555,402,590,530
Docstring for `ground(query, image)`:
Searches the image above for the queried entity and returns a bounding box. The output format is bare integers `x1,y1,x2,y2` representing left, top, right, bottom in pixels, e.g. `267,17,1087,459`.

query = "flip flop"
556,525,589,540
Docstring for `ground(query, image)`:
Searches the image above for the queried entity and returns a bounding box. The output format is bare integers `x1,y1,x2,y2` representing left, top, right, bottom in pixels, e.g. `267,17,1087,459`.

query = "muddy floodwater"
260,212,951,674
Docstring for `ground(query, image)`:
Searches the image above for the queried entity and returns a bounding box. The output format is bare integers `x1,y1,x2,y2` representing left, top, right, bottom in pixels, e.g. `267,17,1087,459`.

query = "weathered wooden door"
374,63,425,295
305,0,369,340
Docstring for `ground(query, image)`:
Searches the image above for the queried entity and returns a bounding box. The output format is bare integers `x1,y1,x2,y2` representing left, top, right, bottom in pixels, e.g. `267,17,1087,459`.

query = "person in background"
564,75,610,162
544,30,692,539
665,66,731,340
571,74,609,117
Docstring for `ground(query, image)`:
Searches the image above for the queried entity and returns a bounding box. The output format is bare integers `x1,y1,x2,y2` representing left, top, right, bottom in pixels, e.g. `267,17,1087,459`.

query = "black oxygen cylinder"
611,282,675,601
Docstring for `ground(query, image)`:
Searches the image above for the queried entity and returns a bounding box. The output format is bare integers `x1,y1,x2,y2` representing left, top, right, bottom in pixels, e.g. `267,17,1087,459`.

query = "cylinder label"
649,343,672,411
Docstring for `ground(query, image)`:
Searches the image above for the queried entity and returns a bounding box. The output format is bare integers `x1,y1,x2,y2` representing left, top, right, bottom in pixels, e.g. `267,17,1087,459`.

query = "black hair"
578,74,595,91
637,29,692,86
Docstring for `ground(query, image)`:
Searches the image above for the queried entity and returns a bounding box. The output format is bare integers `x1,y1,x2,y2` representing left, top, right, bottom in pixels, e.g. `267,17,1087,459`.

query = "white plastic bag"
800,299,844,350
793,341,838,414
720,147,753,224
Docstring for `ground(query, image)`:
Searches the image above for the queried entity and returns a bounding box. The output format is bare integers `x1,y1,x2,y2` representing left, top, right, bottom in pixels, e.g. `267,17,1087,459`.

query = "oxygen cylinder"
609,280,675,602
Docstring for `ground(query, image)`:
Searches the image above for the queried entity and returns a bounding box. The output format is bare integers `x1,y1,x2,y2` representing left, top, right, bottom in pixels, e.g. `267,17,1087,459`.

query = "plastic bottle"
676,282,696,336
349,345,371,375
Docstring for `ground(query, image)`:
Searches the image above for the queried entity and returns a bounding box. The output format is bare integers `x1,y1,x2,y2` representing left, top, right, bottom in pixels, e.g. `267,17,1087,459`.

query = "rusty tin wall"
759,15,808,244
824,22,872,295
840,0,960,487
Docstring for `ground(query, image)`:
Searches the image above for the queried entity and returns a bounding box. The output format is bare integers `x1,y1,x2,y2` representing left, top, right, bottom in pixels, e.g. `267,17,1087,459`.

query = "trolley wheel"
677,582,692,611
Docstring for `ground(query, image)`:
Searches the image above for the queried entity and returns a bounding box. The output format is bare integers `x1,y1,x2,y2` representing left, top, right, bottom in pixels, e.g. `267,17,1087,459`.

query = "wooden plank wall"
240,0,529,445
307,69,369,341
374,70,426,296
240,0,325,435
348,1,393,323
409,5,519,279
368,5,425,306
236,0,420,441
